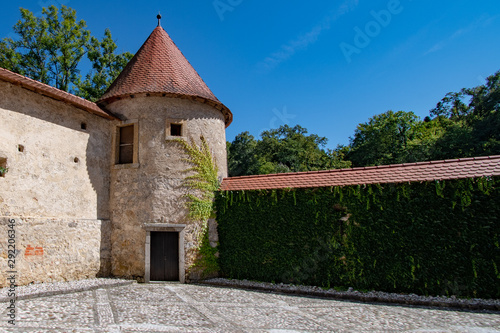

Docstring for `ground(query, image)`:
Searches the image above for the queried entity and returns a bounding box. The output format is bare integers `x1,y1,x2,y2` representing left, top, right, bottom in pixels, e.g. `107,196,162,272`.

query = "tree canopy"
227,125,351,177
0,5,132,101
345,70,500,166
347,110,423,166
76,28,133,101
229,69,500,174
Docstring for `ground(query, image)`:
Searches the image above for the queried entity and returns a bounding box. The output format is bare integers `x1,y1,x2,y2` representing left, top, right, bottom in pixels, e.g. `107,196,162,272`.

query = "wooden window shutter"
119,125,134,164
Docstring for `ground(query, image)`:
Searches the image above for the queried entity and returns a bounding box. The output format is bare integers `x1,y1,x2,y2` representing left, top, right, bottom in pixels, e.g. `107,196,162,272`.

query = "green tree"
347,111,426,167
75,29,133,101
347,70,500,167
469,111,500,155
44,5,90,92
428,69,500,158
257,125,325,173
228,125,351,176
227,132,260,177
0,8,51,83
256,125,351,174
326,145,352,170
228,70,500,172
465,70,500,120
0,6,90,91
427,117,474,160
430,91,471,121
0,5,131,100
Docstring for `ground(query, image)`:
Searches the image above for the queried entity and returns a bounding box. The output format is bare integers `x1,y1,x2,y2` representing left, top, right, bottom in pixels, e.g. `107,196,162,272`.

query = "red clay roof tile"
220,156,500,191
97,26,232,127
0,68,116,120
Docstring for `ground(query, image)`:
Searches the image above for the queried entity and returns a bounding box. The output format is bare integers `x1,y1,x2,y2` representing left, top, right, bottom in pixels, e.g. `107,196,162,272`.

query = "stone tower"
97,19,232,282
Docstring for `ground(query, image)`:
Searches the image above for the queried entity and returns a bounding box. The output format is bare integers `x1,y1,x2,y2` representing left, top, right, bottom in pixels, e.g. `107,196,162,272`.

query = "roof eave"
0,68,117,120
97,91,233,127
220,155,500,191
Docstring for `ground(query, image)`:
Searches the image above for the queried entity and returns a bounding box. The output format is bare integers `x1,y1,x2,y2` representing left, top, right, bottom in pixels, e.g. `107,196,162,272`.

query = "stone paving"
1,283,499,332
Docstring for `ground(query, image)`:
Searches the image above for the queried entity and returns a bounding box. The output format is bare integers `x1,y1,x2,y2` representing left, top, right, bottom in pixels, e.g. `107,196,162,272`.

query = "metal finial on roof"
157,12,162,27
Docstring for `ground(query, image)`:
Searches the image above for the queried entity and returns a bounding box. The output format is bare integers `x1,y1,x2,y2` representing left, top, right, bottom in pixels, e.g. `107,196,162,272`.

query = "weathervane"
157,12,162,27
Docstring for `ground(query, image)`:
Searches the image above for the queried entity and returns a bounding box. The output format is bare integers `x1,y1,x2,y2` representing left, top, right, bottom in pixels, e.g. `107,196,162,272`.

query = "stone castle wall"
0,81,112,286
106,96,227,280
0,217,109,287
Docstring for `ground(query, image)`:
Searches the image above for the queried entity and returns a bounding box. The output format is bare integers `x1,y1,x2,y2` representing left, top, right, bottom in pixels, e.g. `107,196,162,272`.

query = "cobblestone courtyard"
1,283,499,332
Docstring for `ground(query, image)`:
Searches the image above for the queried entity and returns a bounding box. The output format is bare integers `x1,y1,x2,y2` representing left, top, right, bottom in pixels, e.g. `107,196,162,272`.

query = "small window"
118,125,135,164
81,123,87,130
165,119,185,140
170,123,182,137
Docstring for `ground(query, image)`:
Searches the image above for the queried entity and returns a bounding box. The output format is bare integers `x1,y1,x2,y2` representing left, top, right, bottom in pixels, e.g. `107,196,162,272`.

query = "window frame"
165,118,186,141
114,120,139,167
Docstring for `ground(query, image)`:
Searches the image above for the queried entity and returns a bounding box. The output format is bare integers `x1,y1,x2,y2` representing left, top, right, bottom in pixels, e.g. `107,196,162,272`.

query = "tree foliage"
227,125,351,177
428,70,500,158
76,28,133,101
347,110,423,166
430,91,470,121
0,5,131,100
227,132,261,176
346,69,500,167
229,69,499,172
0,8,51,83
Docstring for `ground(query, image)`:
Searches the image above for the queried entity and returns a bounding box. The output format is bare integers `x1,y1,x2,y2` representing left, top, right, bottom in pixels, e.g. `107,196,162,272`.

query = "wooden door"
150,232,179,281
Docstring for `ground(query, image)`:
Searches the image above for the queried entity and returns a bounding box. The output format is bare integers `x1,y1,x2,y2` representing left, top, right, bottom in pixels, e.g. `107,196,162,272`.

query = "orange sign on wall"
25,245,44,256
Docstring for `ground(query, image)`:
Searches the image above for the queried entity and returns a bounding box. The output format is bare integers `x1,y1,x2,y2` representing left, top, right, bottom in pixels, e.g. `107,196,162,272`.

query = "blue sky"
1,0,499,148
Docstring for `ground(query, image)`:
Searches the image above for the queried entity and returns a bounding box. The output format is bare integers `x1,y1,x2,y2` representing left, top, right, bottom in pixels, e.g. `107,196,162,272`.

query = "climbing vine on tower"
176,136,220,276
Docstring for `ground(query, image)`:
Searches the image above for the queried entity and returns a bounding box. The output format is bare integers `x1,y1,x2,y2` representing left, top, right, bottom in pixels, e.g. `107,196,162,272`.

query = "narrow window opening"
18,145,24,153
170,123,182,137
165,119,185,140
81,123,87,130
118,125,134,164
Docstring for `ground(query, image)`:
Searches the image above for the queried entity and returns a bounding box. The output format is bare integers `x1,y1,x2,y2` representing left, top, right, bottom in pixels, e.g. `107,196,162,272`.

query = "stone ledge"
113,163,140,170
199,278,500,312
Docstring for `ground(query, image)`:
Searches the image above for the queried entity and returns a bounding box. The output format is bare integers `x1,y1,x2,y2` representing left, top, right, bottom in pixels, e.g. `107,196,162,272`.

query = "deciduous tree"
75,29,133,101
0,5,131,100
228,125,351,176
346,110,425,166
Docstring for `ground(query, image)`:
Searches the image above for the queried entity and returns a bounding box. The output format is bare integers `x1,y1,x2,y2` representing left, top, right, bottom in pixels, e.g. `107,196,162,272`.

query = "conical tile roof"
98,25,232,126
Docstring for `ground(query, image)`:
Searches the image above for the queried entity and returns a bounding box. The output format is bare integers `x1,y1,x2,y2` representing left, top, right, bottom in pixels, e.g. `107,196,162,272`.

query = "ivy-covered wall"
215,177,500,298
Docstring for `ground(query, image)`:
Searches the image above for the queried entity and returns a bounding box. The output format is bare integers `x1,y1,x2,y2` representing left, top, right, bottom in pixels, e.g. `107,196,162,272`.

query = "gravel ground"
200,278,500,312
0,278,133,302
2,277,499,312
2,283,499,332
